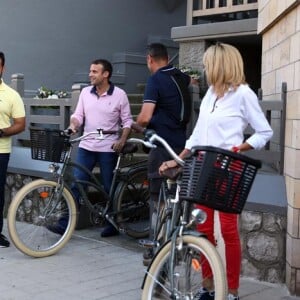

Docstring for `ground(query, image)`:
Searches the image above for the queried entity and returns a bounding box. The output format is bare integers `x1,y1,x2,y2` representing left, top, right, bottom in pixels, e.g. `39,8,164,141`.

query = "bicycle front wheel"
7,179,77,258
142,235,227,300
114,168,150,238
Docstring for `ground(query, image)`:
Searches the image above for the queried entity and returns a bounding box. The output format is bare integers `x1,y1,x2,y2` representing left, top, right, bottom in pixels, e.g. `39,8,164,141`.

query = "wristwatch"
0,129,4,137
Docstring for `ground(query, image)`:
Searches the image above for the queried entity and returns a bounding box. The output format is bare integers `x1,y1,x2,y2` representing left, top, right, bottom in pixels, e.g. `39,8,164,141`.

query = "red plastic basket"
179,146,261,214
30,127,70,163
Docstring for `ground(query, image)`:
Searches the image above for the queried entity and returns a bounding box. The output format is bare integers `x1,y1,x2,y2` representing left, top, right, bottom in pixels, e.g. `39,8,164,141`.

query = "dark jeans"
148,147,182,240
0,153,10,233
71,147,118,204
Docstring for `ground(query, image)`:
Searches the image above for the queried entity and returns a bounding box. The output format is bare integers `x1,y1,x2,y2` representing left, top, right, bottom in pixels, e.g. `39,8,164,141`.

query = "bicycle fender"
114,165,148,204
141,232,208,289
124,164,147,177
43,176,59,182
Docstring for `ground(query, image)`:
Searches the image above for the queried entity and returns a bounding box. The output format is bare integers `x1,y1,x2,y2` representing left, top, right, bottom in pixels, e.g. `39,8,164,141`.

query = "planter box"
13,98,72,146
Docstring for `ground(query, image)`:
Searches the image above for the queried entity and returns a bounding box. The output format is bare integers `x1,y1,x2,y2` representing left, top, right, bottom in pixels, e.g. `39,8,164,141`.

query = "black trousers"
0,153,10,233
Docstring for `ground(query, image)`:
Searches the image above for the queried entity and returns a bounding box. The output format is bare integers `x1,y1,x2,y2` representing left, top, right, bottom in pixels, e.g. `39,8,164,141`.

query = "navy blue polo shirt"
143,65,190,149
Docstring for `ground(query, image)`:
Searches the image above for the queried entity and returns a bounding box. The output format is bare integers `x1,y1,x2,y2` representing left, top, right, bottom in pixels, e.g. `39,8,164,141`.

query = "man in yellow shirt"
0,51,25,247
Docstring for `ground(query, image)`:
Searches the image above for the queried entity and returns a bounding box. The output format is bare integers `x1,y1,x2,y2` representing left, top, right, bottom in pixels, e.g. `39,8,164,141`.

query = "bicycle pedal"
118,227,126,234
139,239,156,248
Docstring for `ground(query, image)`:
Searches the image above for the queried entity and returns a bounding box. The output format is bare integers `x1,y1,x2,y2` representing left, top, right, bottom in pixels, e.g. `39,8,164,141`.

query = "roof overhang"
171,18,258,42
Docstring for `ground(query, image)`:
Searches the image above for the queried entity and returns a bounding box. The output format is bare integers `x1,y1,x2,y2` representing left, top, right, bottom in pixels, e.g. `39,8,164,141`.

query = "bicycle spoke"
8,180,77,257
142,236,227,300
114,169,150,238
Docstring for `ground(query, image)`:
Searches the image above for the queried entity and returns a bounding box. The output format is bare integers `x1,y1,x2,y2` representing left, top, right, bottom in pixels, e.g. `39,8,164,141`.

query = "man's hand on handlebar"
112,140,126,153
64,127,75,136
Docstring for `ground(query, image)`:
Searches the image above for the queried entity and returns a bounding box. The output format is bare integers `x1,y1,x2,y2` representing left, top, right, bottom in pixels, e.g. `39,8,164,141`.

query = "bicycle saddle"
120,143,138,154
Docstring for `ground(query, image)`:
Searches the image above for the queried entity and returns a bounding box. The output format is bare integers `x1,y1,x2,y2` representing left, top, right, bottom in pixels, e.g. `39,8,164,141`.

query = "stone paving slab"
0,225,299,300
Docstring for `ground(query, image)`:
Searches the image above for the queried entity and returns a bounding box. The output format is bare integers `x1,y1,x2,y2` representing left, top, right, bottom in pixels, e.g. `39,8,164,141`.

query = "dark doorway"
206,35,262,95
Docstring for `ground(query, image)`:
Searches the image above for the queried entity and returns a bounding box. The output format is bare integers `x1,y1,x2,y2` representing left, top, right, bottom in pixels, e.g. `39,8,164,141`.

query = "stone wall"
4,172,287,284
178,40,207,97
240,210,286,283
4,173,33,217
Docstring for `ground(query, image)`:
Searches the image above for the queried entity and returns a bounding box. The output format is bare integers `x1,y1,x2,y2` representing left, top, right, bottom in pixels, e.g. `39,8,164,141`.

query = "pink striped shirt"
71,84,133,152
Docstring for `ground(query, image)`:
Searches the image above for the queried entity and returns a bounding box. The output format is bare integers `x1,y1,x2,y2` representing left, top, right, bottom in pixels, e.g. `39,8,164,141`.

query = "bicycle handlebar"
130,123,185,166
67,128,119,144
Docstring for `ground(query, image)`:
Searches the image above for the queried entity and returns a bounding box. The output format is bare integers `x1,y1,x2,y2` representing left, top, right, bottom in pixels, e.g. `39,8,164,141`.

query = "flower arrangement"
177,65,208,98
178,66,201,80
35,86,68,99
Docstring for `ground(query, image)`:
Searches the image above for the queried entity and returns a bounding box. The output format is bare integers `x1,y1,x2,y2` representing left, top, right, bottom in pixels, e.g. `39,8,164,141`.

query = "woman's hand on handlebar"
159,160,178,175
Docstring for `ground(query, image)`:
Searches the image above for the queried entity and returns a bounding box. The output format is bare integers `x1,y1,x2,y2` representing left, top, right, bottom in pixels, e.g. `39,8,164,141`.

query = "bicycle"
7,127,150,258
130,124,261,300
140,168,182,266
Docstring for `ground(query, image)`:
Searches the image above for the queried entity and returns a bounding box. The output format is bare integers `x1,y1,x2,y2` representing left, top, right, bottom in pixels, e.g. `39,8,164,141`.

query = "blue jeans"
0,153,10,233
72,147,118,205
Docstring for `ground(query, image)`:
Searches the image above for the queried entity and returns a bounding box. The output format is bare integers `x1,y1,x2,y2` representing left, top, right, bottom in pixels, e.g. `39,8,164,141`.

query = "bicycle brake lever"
144,129,156,140
144,141,156,149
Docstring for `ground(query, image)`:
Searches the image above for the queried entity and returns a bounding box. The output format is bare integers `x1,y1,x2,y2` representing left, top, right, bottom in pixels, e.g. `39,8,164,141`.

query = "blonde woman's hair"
203,43,246,97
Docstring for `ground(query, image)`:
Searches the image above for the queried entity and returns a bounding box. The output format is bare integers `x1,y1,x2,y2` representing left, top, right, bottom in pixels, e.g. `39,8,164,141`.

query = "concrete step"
128,93,143,121
128,93,143,104
130,103,143,117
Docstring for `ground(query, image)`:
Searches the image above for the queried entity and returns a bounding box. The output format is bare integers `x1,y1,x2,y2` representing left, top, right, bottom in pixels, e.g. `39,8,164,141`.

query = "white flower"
48,94,59,99
36,86,68,99
177,65,201,80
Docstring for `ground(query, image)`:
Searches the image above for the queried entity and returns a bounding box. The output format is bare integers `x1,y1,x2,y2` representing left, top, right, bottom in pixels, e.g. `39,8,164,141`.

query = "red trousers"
196,204,241,290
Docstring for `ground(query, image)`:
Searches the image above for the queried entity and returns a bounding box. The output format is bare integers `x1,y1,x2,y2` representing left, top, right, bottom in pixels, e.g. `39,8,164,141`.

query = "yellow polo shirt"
0,80,25,153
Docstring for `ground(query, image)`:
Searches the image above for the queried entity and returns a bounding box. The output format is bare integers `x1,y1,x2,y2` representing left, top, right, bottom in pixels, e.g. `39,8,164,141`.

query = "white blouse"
185,84,273,151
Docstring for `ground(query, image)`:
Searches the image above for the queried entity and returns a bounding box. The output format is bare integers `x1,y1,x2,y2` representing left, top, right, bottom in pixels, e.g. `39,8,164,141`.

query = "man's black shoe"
0,233,10,248
101,224,119,237
46,217,68,236
46,224,65,236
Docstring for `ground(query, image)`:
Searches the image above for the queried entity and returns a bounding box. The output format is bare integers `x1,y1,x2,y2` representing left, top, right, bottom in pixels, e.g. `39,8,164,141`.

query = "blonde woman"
159,43,273,300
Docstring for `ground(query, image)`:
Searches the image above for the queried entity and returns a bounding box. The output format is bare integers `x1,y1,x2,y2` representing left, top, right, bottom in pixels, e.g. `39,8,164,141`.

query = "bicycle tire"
113,168,150,238
154,181,180,247
7,179,77,258
142,235,227,300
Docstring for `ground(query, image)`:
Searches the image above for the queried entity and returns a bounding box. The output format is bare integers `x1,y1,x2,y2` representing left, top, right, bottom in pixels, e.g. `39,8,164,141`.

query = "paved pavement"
0,224,300,300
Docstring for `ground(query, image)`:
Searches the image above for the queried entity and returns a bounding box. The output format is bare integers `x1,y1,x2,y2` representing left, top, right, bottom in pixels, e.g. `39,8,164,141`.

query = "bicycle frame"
43,130,148,227
141,182,208,289
130,125,224,296
7,127,150,258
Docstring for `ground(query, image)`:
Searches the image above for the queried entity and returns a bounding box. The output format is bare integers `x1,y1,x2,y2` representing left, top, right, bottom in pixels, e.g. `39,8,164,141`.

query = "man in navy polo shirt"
136,43,193,265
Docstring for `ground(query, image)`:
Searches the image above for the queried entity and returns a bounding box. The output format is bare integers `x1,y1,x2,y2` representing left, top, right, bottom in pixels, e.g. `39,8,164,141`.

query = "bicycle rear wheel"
142,235,227,300
113,168,150,238
7,179,77,258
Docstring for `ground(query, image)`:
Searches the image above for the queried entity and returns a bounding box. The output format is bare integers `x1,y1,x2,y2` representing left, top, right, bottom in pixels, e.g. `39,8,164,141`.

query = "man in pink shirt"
69,59,132,237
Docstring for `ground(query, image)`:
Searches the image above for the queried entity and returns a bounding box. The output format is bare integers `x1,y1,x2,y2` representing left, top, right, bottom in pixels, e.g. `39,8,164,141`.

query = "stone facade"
178,40,207,97
258,0,300,295
240,210,286,283
178,40,205,71
4,174,33,217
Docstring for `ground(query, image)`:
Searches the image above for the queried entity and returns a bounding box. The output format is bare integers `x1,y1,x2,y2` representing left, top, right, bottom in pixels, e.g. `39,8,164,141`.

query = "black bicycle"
7,127,150,257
